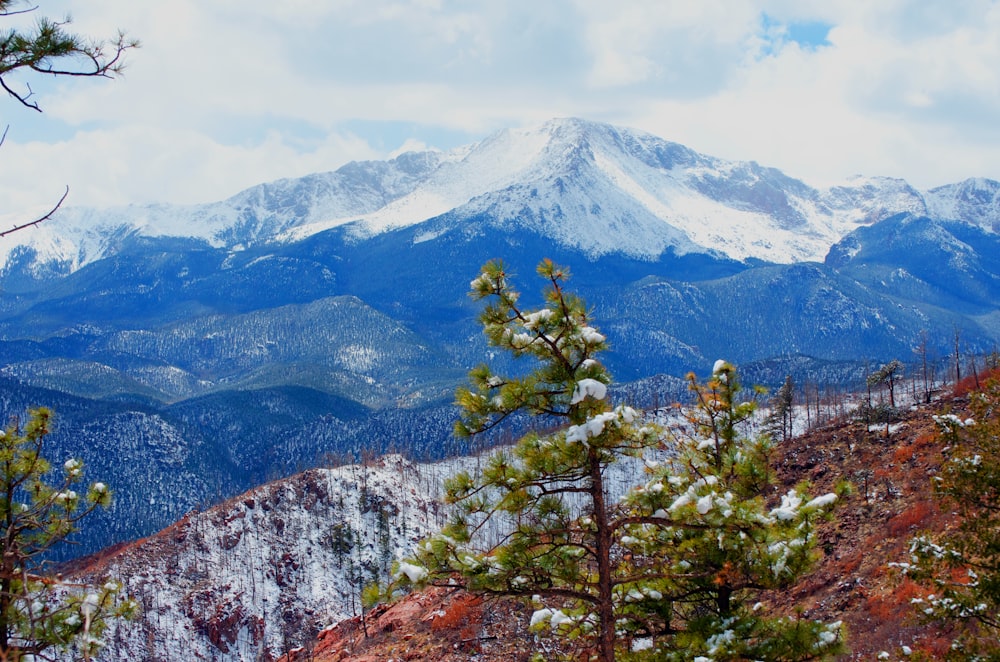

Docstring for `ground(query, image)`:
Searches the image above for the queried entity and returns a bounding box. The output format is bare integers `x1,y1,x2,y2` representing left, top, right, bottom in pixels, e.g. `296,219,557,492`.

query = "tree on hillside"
0,407,134,661
390,260,843,661
765,374,795,442
394,259,657,661
914,330,935,405
615,362,844,660
0,0,138,235
868,359,904,408
894,377,1000,659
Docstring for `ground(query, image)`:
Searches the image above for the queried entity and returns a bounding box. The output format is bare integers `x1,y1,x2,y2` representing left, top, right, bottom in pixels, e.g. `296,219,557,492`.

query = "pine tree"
616,362,844,660
0,407,135,661
391,260,844,661
393,259,661,661
867,359,904,409
765,375,795,442
895,377,1000,659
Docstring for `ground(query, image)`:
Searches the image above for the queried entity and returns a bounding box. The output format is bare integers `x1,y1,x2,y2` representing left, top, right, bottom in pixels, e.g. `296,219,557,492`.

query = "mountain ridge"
3,118,998,277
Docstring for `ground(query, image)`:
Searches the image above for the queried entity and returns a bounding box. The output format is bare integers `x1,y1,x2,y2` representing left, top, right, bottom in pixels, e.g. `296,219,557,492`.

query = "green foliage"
0,1,138,112
0,407,135,660
399,259,660,660
894,378,1000,659
765,375,795,442
854,401,902,426
868,359,904,407
361,582,383,611
616,363,844,660
392,261,842,661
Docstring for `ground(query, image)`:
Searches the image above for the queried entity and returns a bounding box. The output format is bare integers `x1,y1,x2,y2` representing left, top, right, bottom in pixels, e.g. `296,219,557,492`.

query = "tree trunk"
0,575,8,660
588,448,616,662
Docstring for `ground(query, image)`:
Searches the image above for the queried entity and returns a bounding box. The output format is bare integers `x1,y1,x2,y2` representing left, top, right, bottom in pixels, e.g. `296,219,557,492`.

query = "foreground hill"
61,375,982,661
282,388,970,661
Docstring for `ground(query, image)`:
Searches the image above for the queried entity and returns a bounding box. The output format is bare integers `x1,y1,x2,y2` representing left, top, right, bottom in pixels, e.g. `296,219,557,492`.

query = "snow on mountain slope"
285,118,843,262
74,455,461,661
3,118,998,275
276,121,568,242
0,151,444,277
924,177,1000,233
819,176,929,225
70,446,660,662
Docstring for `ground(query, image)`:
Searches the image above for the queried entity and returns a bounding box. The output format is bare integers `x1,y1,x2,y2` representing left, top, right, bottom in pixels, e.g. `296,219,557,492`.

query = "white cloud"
574,0,761,91
0,126,378,208
389,138,432,158
2,0,999,210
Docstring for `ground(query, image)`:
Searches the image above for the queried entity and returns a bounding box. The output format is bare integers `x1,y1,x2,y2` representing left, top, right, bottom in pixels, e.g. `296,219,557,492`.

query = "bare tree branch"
0,186,68,237
0,3,41,19
0,77,38,111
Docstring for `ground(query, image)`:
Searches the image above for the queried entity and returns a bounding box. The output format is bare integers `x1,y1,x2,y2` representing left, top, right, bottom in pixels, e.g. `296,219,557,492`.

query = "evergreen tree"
616,362,844,660
867,359,904,408
895,377,1000,659
0,408,134,661
765,375,795,442
392,259,660,660
391,260,843,661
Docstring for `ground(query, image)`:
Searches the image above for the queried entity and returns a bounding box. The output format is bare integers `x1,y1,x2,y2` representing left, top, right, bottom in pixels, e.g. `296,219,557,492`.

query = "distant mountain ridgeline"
0,119,998,559
0,376,469,561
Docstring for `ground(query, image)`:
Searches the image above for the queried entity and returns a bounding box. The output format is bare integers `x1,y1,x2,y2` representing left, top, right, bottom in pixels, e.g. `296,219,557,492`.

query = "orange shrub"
893,578,928,606
887,501,937,537
865,594,892,621
914,632,955,659
430,593,482,632
953,367,1000,397
865,580,927,622
912,432,937,450
838,551,863,575
893,444,915,464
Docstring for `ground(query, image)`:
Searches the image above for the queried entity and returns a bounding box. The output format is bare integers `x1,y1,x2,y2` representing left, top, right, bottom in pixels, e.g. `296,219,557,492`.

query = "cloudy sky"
2,0,999,214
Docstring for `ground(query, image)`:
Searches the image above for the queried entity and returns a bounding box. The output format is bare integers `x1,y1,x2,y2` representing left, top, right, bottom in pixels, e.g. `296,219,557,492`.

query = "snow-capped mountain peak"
2,118,998,277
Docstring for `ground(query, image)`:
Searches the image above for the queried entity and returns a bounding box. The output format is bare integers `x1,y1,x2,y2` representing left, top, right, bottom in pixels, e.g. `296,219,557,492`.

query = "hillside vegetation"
283,374,994,661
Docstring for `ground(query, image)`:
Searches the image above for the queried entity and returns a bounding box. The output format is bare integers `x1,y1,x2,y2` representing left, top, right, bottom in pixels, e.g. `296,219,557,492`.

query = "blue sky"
1,1,999,213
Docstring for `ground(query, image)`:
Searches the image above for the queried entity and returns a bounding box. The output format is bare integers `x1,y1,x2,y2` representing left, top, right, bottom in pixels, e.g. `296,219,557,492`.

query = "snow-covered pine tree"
392,259,661,661
0,408,135,661
390,261,844,661
894,376,1000,659
616,361,845,660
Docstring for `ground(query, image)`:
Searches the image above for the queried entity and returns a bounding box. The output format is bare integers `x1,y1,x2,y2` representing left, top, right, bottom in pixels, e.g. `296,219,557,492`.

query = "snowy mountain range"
5,118,999,275
1,117,999,567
